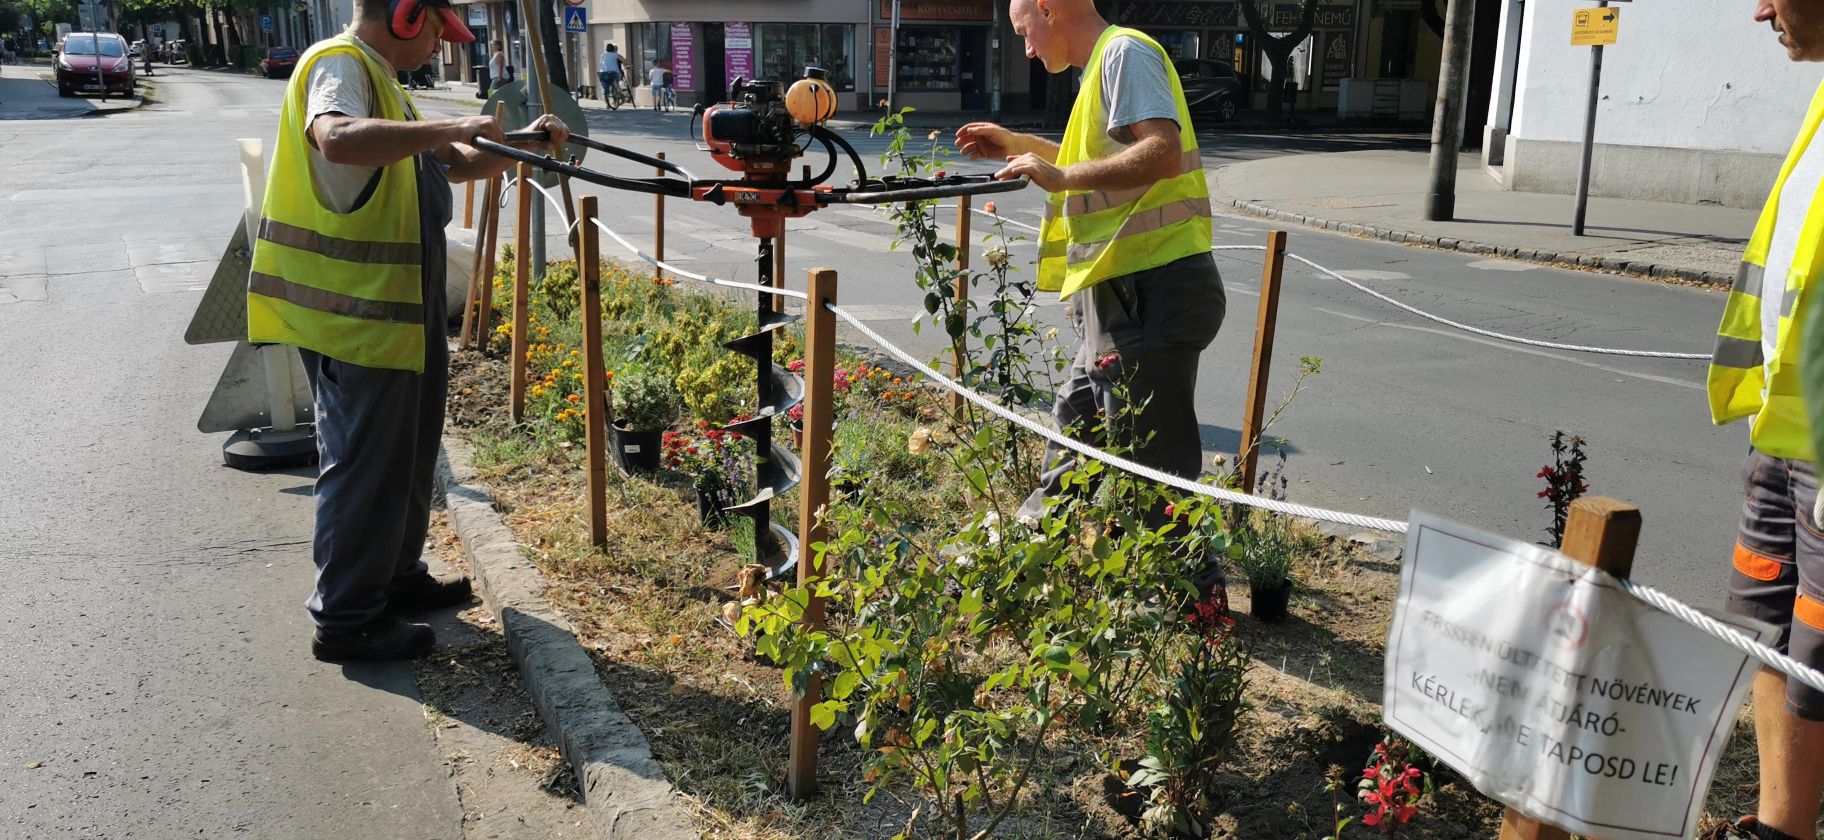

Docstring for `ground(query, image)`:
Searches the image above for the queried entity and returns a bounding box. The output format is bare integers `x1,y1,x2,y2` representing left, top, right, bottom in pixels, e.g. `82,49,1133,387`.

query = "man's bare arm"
311,113,498,168
1058,118,1181,192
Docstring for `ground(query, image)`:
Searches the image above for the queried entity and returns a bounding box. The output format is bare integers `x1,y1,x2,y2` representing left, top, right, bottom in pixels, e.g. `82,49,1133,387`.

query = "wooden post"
951,194,972,413
462,179,475,230
511,162,532,424
653,152,666,285
1237,230,1288,494
1497,496,1639,840
459,176,494,348
579,196,608,548
462,174,503,351
787,267,839,801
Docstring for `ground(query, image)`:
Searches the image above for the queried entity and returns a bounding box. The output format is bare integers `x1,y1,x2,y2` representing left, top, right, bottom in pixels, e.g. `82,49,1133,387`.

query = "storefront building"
586,0,871,110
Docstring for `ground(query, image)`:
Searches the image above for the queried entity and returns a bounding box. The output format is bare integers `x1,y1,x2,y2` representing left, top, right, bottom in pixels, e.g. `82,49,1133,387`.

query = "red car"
259,47,299,79
56,32,135,97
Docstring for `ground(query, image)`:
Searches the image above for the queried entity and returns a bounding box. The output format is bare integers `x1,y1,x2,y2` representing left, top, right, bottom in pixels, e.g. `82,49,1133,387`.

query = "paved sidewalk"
1209,148,1758,285
0,73,142,119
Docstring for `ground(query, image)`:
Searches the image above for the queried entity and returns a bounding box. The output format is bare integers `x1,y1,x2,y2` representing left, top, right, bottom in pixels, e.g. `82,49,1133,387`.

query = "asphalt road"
0,66,1744,836
0,66,466,838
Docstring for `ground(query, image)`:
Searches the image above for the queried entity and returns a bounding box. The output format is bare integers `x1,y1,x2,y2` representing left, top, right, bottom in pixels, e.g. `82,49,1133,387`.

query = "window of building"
895,25,957,91
755,23,854,91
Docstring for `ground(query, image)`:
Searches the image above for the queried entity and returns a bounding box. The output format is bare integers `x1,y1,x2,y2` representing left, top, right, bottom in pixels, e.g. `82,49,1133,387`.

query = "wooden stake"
787,267,839,801
462,179,475,230
462,174,503,350
579,195,608,548
951,194,972,414
654,152,666,285
510,162,532,424
1237,230,1287,495
1497,496,1639,840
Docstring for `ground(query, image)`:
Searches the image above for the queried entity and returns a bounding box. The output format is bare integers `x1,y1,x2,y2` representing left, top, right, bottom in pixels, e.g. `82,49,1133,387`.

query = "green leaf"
810,700,840,730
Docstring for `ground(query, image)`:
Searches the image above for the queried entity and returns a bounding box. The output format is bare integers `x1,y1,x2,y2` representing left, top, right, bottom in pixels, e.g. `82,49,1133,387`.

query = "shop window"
755,24,854,90
896,25,957,91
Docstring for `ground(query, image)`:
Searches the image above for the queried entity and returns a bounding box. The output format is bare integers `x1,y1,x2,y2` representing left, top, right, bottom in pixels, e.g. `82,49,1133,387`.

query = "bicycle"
656,85,675,112
604,77,630,110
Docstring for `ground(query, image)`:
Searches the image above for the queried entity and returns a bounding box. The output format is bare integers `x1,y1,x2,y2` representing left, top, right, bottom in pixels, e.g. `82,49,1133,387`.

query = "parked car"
259,46,298,78
1174,58,1248,122
163,39,189,64
55,32,135,97
128,39,144,57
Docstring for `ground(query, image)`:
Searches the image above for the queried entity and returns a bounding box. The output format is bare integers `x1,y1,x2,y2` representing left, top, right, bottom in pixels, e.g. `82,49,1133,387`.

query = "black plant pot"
1250,580,1293,623
695,483,732,527
611,421,662,474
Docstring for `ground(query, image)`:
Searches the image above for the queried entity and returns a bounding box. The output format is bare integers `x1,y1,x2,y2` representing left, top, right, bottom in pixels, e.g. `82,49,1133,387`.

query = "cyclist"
598,42,622,105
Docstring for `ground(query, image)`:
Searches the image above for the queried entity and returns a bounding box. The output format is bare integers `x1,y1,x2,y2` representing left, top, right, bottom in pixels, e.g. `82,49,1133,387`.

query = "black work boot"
312,616,435,662
385,573,474,613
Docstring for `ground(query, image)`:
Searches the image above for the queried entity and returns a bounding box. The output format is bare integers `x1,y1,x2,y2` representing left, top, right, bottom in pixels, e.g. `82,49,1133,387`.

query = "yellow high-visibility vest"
1037,26,1212,300
1709,79,1824,462
247,33,427,373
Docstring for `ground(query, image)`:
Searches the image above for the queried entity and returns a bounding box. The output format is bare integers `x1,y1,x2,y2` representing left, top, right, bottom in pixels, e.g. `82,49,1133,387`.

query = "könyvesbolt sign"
1384,512,1773,840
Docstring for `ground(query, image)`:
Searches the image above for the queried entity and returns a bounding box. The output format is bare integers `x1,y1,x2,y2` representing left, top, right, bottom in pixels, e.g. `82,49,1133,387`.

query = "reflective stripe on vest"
1036,26,1212,300
1707,78,1824,462
247,34,426,373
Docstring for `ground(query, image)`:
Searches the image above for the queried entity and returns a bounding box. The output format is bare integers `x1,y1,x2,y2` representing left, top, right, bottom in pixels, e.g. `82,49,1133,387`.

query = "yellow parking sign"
1572,7,1619,46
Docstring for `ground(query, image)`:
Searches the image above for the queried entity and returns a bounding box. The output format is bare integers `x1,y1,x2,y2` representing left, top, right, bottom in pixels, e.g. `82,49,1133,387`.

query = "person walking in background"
1703,1,1824,837
482,40,504,96
648,60,670,111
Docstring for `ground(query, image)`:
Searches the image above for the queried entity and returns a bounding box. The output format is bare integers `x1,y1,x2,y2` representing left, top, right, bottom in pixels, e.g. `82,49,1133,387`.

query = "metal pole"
516,0,553,279
511,163,532,422
1571,1,1607,237
654,151,666,284
1423,0,1475,221
951,195,970,415
887,0,900,112
989,0,1001,119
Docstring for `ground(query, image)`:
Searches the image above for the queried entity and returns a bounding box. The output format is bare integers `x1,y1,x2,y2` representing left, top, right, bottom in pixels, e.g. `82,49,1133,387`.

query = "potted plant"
661,422,751,527
610,369,681,474
1233,515,1296,623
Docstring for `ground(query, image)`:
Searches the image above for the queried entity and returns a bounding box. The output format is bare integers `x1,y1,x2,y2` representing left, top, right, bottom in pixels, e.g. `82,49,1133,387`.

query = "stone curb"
1219,196,1735,289
436,436,699,840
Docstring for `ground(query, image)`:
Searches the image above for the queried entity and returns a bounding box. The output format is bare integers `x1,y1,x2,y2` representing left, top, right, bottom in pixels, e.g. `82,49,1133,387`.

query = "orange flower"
566,394,581,404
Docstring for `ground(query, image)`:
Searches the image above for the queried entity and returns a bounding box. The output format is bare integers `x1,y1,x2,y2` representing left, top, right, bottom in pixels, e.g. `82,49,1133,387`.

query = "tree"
536,0,566,92
1238,0,1319,116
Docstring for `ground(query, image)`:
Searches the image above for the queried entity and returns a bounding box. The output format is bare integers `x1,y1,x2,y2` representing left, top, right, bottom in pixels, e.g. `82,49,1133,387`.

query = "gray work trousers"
300,151,452,630
1018,251,1227,522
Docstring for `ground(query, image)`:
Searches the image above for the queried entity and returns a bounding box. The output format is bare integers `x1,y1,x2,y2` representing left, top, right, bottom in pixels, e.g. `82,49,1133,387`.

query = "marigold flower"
566,394,581,403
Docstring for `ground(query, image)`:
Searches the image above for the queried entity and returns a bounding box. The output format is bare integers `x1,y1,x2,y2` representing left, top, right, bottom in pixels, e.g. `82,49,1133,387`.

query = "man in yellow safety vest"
249,0,567,662
955,0,1226,569
1704,2,1824,837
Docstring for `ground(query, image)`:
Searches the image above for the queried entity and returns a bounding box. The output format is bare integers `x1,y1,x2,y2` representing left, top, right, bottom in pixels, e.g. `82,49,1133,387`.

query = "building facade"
1485,0,1819,208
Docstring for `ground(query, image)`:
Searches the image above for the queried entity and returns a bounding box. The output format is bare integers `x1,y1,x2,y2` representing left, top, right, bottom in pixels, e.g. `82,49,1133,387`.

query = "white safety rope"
823,300,1410,533
589,217,808,301
822,299,1824,697
499,176,580,236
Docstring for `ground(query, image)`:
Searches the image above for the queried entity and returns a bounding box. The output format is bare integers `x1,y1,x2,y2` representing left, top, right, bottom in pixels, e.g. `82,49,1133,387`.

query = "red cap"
430,2,475,44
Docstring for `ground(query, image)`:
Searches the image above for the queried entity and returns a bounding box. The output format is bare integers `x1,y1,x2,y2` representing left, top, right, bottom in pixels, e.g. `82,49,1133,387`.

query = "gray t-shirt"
1090,34,1180,159
304,35,410,213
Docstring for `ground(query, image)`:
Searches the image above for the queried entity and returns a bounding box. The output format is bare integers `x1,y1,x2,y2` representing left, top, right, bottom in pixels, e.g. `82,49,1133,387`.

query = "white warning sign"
1384,512,1774,840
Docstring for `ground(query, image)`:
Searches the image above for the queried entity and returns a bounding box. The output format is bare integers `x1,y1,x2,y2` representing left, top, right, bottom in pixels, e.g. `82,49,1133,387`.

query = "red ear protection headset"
389,0,429,41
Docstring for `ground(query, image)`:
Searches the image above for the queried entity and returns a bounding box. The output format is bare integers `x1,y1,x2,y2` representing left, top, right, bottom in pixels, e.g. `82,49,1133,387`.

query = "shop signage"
1269,3,1355,27
725,22,753,83
669,23,695,91
878,0,993,21
1571,7,1619,46
873,26,892,88
1320,29,1350,89
467,7,486,26
1117,1,1238,28
1385,512,1773,840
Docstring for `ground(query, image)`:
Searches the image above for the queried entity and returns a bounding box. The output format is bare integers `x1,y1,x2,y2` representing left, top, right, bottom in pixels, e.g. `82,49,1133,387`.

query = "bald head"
1010,0,1108,73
